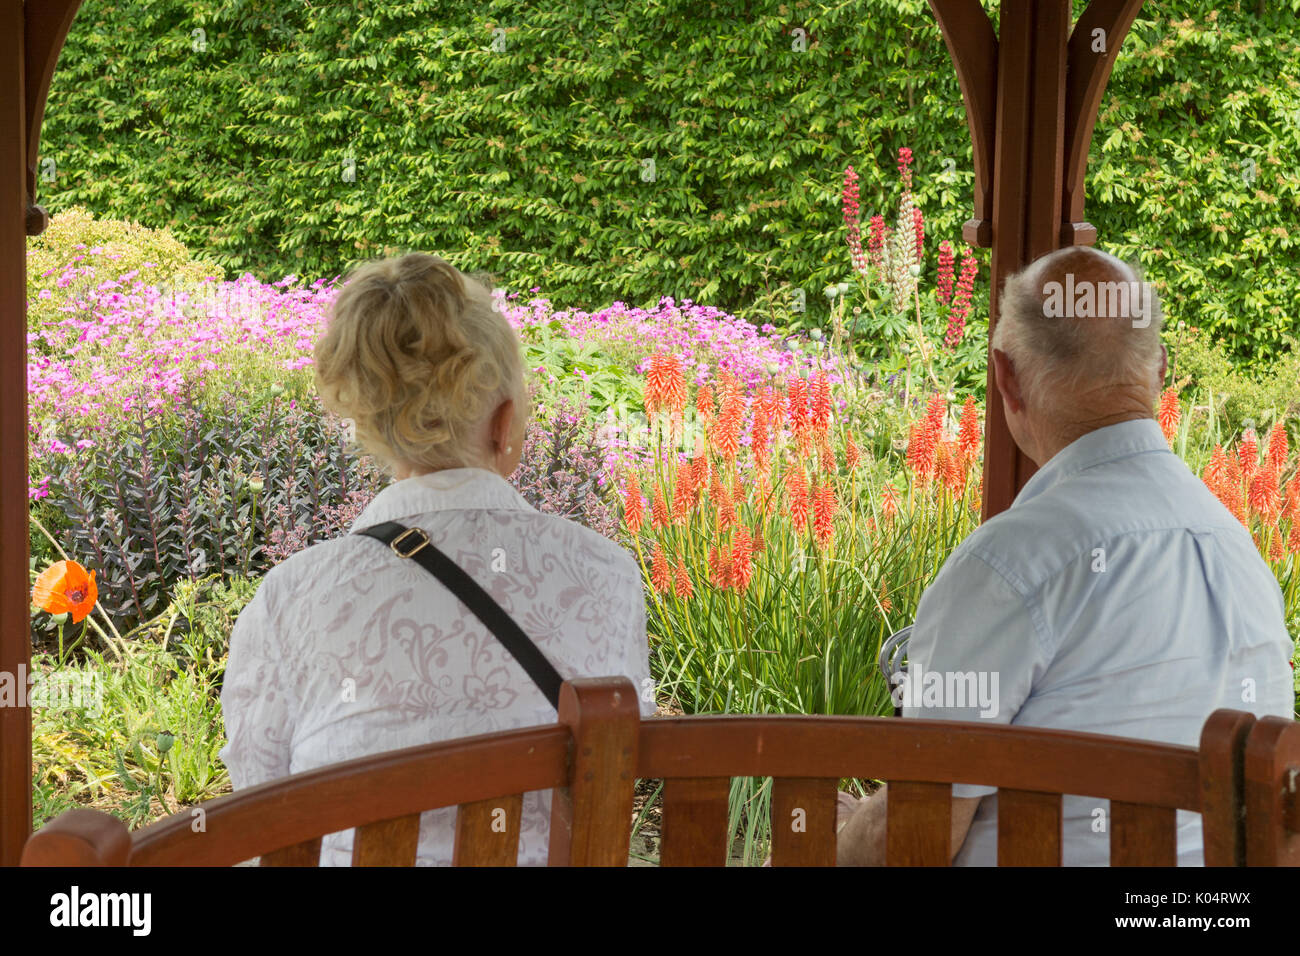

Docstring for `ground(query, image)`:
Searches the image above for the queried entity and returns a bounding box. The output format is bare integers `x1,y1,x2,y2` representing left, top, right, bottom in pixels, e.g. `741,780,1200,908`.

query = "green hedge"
35,0,1300,361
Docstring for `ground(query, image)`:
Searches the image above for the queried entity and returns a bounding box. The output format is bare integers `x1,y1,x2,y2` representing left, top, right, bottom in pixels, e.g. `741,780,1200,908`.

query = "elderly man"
837,246,1295,866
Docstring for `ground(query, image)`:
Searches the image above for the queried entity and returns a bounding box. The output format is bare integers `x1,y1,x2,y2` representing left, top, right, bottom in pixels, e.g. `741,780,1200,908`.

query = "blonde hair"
313,252,529,477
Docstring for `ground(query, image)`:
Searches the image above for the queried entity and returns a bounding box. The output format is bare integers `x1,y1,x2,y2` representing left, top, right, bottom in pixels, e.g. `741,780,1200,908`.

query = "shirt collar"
348,467,536,531
1012,418,1170,508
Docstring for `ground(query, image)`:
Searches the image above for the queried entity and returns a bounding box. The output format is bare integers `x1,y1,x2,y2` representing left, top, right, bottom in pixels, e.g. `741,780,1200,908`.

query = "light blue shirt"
902,417,1295,865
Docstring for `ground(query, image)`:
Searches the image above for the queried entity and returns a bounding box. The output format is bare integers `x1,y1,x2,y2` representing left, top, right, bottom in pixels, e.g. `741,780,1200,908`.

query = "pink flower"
946,250,979,350
937,241,955,305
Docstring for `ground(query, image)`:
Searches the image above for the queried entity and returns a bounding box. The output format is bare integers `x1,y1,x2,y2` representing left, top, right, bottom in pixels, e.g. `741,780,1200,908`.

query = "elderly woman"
219,252,653,865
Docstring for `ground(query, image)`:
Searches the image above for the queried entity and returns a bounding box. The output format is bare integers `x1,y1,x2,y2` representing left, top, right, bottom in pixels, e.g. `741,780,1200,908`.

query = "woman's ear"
490,398,516,453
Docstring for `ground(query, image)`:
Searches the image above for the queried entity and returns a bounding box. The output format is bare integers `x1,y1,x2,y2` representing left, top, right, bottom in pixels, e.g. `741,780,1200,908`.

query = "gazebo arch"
0,0,1147,865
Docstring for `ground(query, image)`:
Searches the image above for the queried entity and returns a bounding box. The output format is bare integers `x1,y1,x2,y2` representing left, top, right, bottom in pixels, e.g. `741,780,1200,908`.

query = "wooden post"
2,0,84,866
547,677,639,866
0,0,32,867
930,0,1147,517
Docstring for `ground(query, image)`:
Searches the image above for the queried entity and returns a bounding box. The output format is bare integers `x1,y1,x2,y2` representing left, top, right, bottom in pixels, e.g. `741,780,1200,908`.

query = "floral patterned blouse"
219,467,653,865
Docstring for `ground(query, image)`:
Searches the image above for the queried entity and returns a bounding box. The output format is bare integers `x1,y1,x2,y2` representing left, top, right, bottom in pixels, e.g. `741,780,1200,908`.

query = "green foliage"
32,573,255,830
1167,323,1300,435
37,2,1300,361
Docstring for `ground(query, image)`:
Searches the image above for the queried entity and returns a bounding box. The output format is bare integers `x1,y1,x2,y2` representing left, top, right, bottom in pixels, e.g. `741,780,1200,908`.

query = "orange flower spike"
1268,525,1285,562
695,383,715,426
958,395,981,464
938,440,965,495
650,544,672,593
906,422,938,485
673,559,694,600
731,525,754,592
1157,388,1181,444
787,377,809,430
1238,428,1258,480
878,581,893,614
31,560,98,624
750,400,770,471
881,482,900,522
786,462,809,533
623,471,645,534
1202,445,1228,497
651,485,670,530
819,434,836,476
810,372,832,437
752,521,766,555
1282,477,1300,522
671,467,692,523
763,385,786,435
1288,522,1300,557
1266,421,1289,474
813,482,837,549
924,393,947,435
1248,464,1281,521
845,433,861,472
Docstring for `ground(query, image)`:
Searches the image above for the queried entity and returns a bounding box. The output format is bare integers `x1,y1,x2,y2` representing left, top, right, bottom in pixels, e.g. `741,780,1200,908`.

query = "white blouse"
219,467,654,865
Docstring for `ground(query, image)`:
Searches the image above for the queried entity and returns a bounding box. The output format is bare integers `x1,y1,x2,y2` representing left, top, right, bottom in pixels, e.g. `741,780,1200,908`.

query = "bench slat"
660,777,730,866
886,781,951,865
770,777,838,866
351,814,420,866
1111,801,1177,865
259,837,321,867
453,795,523,866
997,789,1061,865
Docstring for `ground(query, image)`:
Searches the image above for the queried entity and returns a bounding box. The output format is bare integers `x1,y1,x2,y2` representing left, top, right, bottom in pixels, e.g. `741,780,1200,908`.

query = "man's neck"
1033,410,1155,466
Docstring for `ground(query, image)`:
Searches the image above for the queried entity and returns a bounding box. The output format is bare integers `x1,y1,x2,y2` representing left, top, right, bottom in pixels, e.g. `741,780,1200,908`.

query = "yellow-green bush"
26,206,224,333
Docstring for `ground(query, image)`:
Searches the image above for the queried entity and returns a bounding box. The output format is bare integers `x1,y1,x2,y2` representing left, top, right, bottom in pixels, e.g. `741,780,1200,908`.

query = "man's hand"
835,785,982,866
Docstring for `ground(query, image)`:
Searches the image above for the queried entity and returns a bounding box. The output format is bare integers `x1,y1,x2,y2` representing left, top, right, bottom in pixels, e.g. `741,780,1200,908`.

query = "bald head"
990,246,1167,463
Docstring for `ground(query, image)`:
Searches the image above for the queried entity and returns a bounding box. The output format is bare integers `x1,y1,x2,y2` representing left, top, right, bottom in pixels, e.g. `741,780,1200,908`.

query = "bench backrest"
21,678,1300,866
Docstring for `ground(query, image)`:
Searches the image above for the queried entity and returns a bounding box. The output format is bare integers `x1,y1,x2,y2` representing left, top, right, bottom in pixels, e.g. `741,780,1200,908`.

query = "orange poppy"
31,560,98,624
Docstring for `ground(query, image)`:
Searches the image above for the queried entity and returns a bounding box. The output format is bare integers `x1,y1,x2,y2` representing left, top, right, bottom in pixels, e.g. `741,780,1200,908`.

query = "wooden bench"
20,678,1300,866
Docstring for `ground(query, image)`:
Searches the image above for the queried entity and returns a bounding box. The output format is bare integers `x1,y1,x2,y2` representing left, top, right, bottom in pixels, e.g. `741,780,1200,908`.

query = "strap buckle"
390,526,430,558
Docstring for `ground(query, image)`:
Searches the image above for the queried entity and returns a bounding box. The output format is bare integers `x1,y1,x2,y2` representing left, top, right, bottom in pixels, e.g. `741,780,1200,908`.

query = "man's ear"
991,348,1024,415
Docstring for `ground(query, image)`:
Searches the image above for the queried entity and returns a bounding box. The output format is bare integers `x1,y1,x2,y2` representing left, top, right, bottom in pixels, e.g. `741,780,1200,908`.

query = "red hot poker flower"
622,471,644,534
1157,389,1181,444
1238,428,1259,480
958,396,981,464
650,544,671,593
1265,421,1288,473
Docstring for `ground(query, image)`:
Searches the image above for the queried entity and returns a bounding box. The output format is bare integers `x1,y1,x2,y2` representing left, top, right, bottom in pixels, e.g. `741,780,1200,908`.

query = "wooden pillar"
2,0,82,866
0,0,32,867
929,0,1147,519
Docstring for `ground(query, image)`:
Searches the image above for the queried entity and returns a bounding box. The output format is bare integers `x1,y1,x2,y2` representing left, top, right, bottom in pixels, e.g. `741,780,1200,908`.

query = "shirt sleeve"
900,548,1051,797
219,571,299,790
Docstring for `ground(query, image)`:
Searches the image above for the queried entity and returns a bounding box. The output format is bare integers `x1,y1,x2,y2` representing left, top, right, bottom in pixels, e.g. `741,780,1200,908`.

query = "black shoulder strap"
355,521,563,709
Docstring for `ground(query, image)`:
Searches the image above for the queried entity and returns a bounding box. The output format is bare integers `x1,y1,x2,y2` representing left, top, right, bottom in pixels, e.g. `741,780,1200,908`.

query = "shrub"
26,206,223,335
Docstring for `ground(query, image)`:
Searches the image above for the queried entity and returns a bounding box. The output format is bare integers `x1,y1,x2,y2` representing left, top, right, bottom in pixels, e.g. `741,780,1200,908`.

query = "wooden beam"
3,0,84,866
927,0,997,248
23,0,82,234
1062,0,1149,246
0,0,30,867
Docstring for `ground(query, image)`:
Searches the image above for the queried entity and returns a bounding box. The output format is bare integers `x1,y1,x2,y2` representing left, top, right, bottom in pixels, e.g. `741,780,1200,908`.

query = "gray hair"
992,247,1164,414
